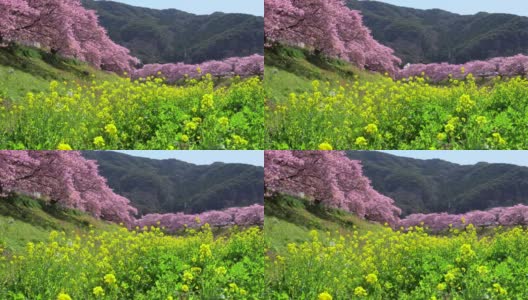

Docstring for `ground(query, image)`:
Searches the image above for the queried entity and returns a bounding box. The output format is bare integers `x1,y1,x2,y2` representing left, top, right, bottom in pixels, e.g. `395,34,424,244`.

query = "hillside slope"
83,0,263,64
264,46,384,102
347,0,528,64
0,45,117,100
0,194,116,253
265,194,382,251
346,151,528,216
82,151,264,215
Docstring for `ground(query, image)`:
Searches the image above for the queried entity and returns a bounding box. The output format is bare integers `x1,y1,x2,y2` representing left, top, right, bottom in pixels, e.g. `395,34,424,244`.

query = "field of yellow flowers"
266,74,528,150
266,224,528,299
0,225,264,299
0,75,263,150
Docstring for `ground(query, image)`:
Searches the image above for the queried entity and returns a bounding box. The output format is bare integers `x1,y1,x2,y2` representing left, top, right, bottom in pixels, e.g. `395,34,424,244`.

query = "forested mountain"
82,151,263,215
347,0,528,64
346,151,528,216
82,0,263,64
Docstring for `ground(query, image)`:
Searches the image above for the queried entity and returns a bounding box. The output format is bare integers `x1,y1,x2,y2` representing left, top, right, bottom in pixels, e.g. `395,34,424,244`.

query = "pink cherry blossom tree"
265,150,401,225
133,54,264,84
265,0,401,75
1,0,138,73
135,204,264,232
398,54,528,82
400,204,528,232
0,151,137,224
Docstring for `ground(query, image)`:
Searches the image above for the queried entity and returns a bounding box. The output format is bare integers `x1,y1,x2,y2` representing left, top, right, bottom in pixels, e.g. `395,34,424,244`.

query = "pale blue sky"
374,0,528,16
115,151,264,166
381,151,528,167
105,0,263,16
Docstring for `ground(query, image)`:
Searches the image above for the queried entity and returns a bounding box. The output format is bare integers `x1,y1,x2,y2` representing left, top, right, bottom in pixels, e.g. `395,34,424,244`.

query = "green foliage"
81,151,264,215
0,194,115,253
346,151,528,216
82,0,264,64
347,0,528,64
0,194,264,299
0,74,264,150
0,45,117,100
266,194,528,299
0,225,264,299
266,54,528,150
267,222,528,299
265,195,382,252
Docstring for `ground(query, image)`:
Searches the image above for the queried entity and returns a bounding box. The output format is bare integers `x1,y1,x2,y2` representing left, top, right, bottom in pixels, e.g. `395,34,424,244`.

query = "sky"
374,0,528,16
381,151,528,167
115,151,263,166
107,0,263,16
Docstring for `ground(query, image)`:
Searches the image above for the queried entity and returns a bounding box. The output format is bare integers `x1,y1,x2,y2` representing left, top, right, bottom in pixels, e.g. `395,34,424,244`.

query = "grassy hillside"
347,0,528,64
82,0,263,64
0,194,116,254
265,194,382,251
265,46,384,104
0,44,118,100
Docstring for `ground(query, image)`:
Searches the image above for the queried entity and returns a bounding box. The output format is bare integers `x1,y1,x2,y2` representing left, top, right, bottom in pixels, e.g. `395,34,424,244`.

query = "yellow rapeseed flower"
364,123,378,135
104,123,118,136
93,286,104,297
215,266,227,275
199,244,212,260
218,117,229,127
354,286,367,297
57,143,73,151
57,293,72,300
365,273,378,284
181,284,189,293
318,142,333,151
318,291,333,300
104,273,117,285
355,137,368,147
183,271,194,282
93,136,105,148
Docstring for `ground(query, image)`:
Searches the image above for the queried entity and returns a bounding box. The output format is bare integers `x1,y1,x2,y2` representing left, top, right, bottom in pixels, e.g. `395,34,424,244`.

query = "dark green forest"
82,0,263,64
346,151,528,216
82,151,263,216
347,0,528,64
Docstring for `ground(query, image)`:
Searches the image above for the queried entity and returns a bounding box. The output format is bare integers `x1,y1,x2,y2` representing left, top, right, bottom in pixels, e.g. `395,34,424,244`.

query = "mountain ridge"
82,0,264,64
347,0,528,64
346,151,528,216
81,151,264,216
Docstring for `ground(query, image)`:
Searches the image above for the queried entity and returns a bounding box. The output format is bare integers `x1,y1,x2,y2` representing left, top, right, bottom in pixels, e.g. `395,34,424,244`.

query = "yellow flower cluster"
267,222,528,298
267,75,528,149
0,75,263,150
1,225,264,299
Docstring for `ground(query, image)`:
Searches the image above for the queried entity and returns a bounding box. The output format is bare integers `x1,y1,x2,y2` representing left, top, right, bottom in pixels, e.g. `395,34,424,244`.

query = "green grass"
264,45,384,103
0,44,117,100
0,194,116,253
265,194,383,251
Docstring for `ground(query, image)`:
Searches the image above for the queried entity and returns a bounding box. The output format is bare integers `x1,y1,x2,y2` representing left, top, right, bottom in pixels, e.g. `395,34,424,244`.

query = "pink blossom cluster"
265,0,401,75
0,0,139,73
132,54,264,83
400,204,528,232
0,150,137,224
265,151,401,226
398,54,528,82
135,204,264,232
